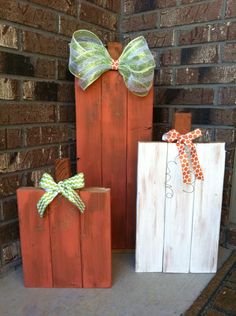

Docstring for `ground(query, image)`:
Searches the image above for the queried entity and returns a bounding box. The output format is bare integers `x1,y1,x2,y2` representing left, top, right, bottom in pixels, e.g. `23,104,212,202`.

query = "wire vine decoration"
165,146,196,199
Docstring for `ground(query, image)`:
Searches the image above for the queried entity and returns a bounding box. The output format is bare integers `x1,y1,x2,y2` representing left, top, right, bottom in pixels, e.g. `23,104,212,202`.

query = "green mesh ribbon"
37,173,85,217
69,30,156,97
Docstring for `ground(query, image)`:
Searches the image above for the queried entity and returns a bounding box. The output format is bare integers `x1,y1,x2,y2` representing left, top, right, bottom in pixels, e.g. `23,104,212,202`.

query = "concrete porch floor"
0,247,231,316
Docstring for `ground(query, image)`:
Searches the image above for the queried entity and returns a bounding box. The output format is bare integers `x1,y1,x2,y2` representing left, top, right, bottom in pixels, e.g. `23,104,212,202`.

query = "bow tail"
190,144,204,181
62,188,85,213
177,144,192,184
37,191,58,218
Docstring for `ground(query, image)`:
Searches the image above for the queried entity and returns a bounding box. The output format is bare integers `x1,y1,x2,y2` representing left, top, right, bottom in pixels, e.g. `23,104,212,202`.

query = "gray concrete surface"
0,248,231,316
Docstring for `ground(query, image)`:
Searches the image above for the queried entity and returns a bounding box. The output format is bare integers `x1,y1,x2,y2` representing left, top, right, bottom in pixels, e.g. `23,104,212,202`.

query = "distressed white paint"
190,143,225,273
135,142,225,273
163,145,194,273
135,142,167,272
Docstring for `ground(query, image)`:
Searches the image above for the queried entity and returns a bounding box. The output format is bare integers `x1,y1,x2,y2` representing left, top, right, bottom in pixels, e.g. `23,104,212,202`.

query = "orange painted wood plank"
17,188,53,288
173,112,192,134
49,195,82,288
80,188,111,288
75,78,102,186
101,71,127,249
126,87,154,249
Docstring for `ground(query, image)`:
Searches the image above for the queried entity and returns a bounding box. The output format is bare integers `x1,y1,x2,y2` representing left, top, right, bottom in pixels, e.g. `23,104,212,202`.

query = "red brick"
215,128,236,145
22,31,69,58
57,60,74,81
228,22,236,40
226,148,235,168
57,105,75,122
176,66,236,85
77,21,118,43
155,68,174,86
204,309,226,316
152,124,170,141
0,221,19,245
227,227,236,246
6,129,22,149
0,173,24,197
0,147,59,174
226,0,236,18
0,103,55,125
157,88,214,105
211,109,236,126
2,199,18,221
26,125,70,146
176,68,199,85
179,23,227,45
59,15,78,37
79,2,118,31
160,48,181,66
123,0,175,14
57,83,74,102
153,107,171,124
0,24,18,49
121,12,158,32
181,45,219,64
41,125,69,144
25,127,41,147
34,58,55,79
0,0,57,32
160,0,223,27
124,30,174,48
22,81,57,101
86,0,120,12
31,0,77,16
223,168,233,189
26,166,55,187
0,78,18,100
219,87,236,105
0,130,6,150
223,43,236,62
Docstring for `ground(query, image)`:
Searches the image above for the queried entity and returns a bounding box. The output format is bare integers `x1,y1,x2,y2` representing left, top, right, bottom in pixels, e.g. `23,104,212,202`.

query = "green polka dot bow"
69,30,156,97
37,173,85,218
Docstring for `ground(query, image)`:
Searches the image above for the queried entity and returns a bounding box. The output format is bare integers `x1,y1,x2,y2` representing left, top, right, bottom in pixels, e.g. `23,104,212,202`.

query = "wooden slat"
101,71,127,249
163,144,194,273
190,143,225,273
49,195,82,287
55,158,71,181
17,188,53,287
126,88,153,249
80,188,111,288
75,78,102,186
135,142,167,272
173,112,192,134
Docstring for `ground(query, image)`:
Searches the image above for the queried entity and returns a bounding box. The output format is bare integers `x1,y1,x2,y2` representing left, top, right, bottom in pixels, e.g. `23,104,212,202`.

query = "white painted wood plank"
135,142,167,272
190,143,225,273
163,143,194,273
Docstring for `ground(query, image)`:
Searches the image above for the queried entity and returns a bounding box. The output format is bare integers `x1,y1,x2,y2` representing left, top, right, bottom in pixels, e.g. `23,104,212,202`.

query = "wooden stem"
173,112,192,134
55,158,71,182
107,42,123,60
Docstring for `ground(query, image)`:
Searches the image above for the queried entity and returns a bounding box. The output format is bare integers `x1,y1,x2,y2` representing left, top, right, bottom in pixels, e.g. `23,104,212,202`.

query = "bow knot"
163,129,204,184
37,173,85,217
69,30,156,96
111,59,119,70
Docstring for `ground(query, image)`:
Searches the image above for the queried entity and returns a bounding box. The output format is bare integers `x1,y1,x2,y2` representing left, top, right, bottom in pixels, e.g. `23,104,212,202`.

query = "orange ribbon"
163,129,204,184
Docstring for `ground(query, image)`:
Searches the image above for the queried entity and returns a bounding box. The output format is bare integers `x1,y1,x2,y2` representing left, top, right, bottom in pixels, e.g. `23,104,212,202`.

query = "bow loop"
37,173,85,217
69,30,156,96
163,129,204,184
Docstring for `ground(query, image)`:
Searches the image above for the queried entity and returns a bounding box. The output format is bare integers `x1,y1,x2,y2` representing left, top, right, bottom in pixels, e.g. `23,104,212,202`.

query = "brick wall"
0,0,119,273
121,0,236,246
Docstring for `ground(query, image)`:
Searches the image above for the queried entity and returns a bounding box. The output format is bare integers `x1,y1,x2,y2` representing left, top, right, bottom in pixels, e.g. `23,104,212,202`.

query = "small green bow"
69,30,156,97
37,173,85,217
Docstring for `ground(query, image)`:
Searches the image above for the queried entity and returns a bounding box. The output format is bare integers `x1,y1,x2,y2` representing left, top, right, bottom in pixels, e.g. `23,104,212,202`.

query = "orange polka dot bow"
163,129,204,184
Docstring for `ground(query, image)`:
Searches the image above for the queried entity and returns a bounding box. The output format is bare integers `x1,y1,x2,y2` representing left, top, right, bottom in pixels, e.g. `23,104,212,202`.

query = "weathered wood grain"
17,188,53,287
81,188,111,288
163,144,194,273
136,142,167,272
190,143,225,273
